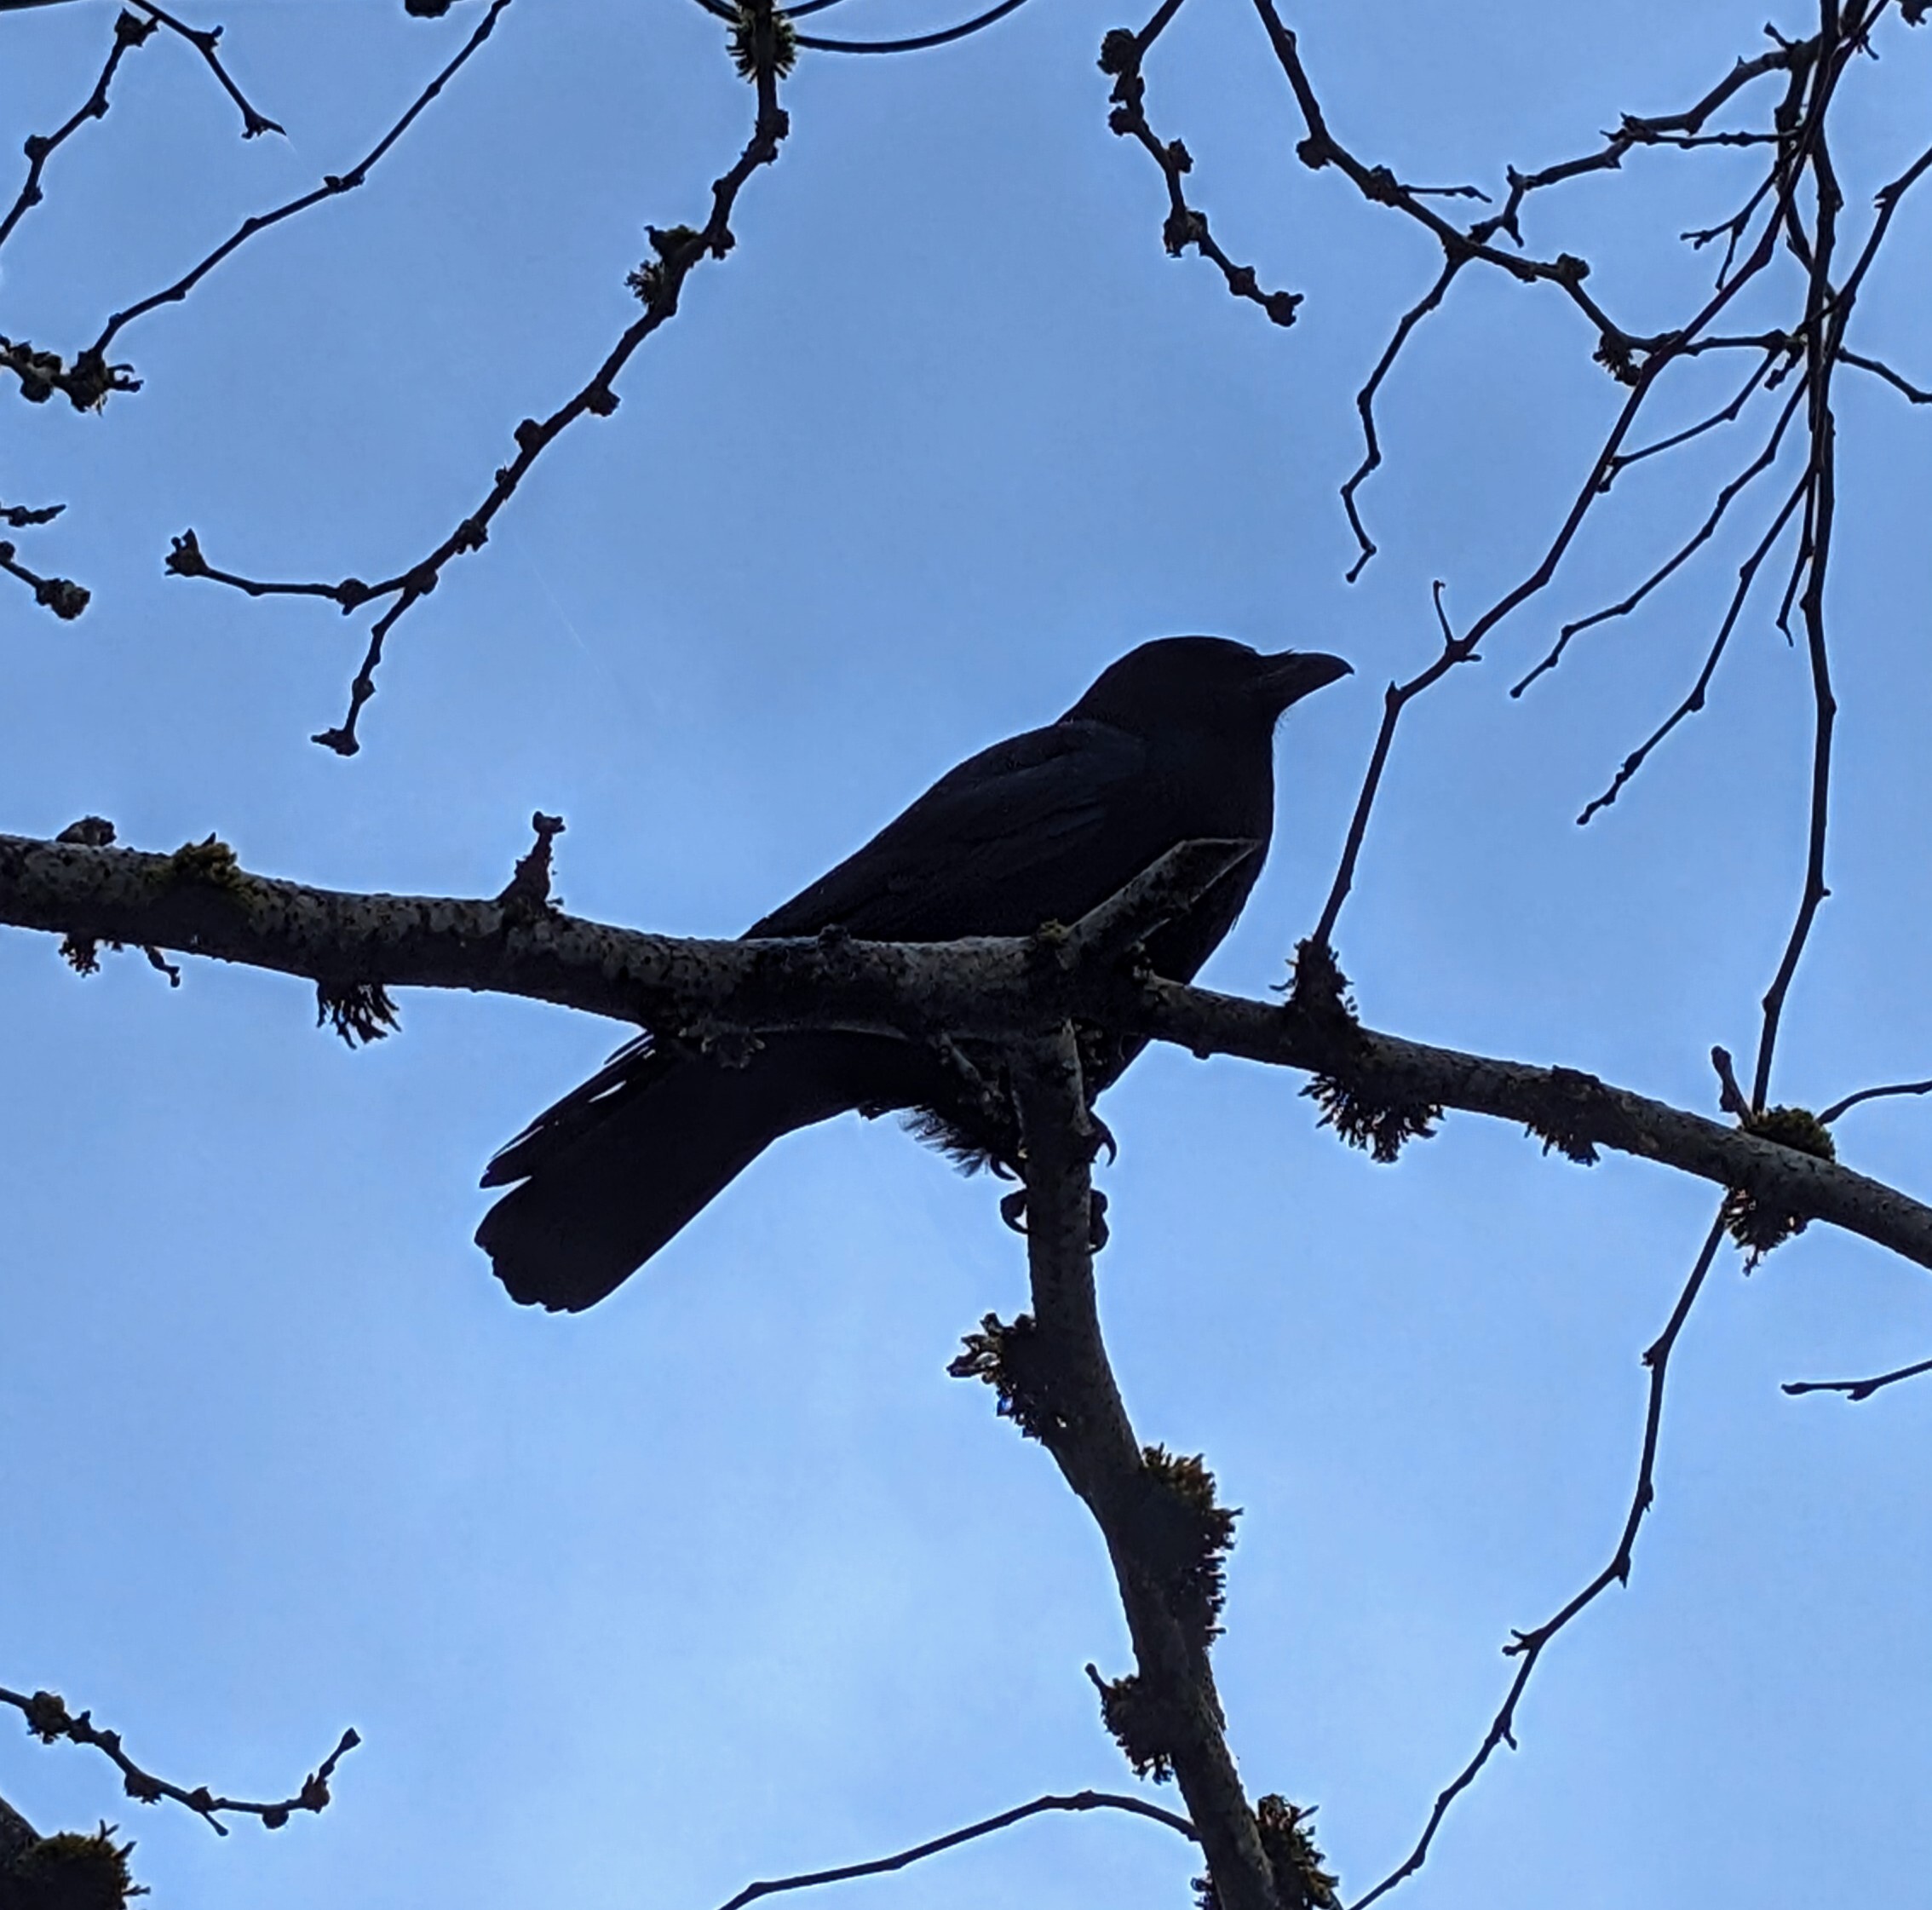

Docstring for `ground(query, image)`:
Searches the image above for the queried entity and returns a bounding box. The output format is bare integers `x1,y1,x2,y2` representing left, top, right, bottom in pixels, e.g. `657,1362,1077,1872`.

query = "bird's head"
1066,635,1352,738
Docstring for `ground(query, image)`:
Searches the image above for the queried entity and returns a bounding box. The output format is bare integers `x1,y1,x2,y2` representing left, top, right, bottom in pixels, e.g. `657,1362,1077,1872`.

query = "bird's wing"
482,719,1148,1192
748,718,1152,941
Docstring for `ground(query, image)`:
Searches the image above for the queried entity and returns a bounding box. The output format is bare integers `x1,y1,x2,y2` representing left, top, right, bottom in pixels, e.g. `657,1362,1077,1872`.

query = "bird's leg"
999,1188,1030,1234
1089,1112,1119,1167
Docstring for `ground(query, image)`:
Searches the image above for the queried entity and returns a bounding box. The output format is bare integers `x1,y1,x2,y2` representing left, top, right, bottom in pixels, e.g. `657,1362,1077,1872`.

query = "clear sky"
1,2,1929,1906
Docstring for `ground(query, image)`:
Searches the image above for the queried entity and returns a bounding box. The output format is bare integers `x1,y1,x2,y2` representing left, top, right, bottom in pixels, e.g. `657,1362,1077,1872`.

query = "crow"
477,636,1350,1311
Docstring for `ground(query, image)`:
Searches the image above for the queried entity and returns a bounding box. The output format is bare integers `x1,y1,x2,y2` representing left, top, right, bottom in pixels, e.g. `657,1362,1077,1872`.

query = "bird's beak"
1258,650,1353,709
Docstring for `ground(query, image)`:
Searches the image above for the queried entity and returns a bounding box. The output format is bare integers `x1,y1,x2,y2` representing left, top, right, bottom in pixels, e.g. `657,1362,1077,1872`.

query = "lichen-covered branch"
2,827,1929,1275
991,1030,1288,1910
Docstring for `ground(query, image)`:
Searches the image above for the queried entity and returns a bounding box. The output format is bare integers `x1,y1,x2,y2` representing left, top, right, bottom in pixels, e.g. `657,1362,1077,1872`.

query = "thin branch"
170,0,790,755
0,501,64,528
0,1684,356,1835
1838,346,1932,403
127,0,283,137
1819,1077,1932,1124
1473,36,1819,247
0,0,512,412
1511,366,1808,696
1783,1352,1932,1401
0,8,155,256
1350,1217,1727,1910
1337,260,1461,580
711,1789,1196,1910
1749,63,1845,1110
1573,468,1808,825
1310,580,1470,949
794,0,1034,55
1601,348,1784,486
91,0,510,361
1101,9,1303,332
0,537,89,618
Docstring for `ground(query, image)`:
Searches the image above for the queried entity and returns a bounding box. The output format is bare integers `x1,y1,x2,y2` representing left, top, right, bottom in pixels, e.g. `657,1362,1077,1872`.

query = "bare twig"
0,7,155,256
1819,1077,1932,1124
1749,59,1845,1111
710,1789,1196,1910
1510,368,1808,696
1783,1353,1932,1401
127,0,283,137
0,1685,356,1835
1,0,513,412
1337,261,1461,580
1838,346,1932,402
1349,1217,1728,1910
1100,7,1303,332
94,0,509,363
0,538,89,618
1601,348,1783,482
172,0,791,755
1310,580,1470,951
1573,469,1808,826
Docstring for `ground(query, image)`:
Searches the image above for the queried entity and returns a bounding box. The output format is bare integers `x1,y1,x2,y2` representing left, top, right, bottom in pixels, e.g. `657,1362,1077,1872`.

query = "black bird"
477,636,1350,1311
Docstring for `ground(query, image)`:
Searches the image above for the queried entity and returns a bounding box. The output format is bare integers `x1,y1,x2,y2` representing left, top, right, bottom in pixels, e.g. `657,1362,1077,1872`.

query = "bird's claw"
996,1186,1109,1249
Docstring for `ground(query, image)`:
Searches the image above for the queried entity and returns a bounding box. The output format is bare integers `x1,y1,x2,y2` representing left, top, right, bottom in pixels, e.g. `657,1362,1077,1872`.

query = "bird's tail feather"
475,1038,897,1313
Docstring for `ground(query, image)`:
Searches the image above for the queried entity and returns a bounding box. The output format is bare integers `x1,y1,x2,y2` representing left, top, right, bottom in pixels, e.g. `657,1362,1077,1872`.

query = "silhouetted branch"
1337,261,1461,579
1310,581,1469,950
0,500,64,529
1099,7,1303,331
0,0,512,413
986,1028,1289,1910
1512,368,1808,696
1783,1352,1932,1401
170,0,789,755
1601,348,1783,482
1839,347,1932,402
95,0,510,364
0,537,89,618
127,0,284,138
1573,469,1808,825
710,1788,1196,1910
0,6,155,256
1819,1076,1932,1124
3,830,1929,1278
0,1684,356,1835
1748,75,1845,1110
1350,1217,1727,1910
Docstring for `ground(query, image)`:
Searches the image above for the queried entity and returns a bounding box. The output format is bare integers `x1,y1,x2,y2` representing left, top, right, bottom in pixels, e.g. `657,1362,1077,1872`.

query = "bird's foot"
996,1184,1109,1250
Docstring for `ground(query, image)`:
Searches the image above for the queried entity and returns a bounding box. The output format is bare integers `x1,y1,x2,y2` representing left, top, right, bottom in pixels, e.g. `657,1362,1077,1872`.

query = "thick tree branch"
1005,1030,1284,1910
3,830,1929,1275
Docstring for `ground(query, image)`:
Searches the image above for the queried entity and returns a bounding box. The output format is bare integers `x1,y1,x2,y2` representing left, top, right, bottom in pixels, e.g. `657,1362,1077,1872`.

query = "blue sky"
2,1,1929,1906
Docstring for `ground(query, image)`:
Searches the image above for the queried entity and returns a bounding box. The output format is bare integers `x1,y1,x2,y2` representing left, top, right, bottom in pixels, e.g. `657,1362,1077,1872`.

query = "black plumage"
477,636,1350,1310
